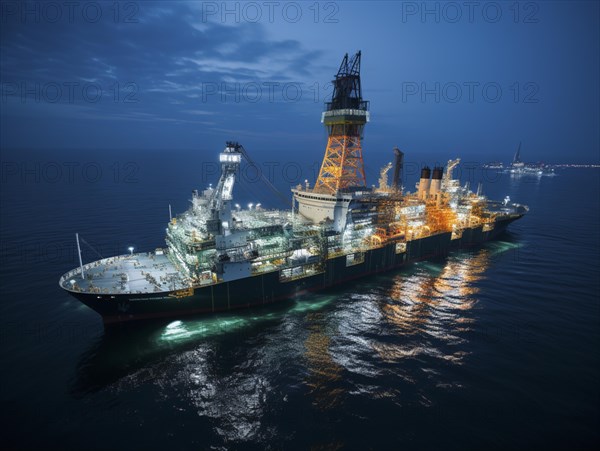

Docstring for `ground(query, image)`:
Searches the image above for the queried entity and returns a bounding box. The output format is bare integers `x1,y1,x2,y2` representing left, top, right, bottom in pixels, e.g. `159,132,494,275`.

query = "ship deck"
59,252,190,295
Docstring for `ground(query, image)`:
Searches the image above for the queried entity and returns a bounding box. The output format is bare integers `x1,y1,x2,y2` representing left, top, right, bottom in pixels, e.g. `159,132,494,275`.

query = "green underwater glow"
157,295,337,344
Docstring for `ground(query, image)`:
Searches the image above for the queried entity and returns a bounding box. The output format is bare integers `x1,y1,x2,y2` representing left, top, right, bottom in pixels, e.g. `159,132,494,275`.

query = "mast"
513,141,522,164
76,233,85,279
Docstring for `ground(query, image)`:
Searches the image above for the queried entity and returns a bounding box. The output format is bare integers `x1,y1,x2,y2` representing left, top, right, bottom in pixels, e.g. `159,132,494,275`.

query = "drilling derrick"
314,51,369,194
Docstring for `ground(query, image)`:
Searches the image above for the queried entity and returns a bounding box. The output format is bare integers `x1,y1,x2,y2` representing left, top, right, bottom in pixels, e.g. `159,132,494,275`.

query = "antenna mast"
76,233,85,280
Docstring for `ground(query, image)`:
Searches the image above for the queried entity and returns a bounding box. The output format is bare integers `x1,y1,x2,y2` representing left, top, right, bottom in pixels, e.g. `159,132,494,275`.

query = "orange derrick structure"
314,52,369,194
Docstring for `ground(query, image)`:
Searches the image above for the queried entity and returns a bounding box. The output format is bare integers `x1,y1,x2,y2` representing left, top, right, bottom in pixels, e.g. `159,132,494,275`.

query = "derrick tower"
314,51,369,194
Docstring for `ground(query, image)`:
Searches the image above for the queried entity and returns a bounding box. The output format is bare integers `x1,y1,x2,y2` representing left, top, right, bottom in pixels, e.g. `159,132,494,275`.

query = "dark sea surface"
1,148,598,450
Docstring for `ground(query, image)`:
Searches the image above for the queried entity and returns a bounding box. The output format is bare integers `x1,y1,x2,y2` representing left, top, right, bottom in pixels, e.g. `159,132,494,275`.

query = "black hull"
69,218,519,324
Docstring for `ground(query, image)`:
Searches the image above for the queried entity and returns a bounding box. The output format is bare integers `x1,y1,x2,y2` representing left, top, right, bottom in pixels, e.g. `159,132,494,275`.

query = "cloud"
0,1,326,149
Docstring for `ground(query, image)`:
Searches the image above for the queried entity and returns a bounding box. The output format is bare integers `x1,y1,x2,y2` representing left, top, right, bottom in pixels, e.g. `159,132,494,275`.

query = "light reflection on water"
370,252,490,369
74,241,520,446
304,312,344,411
180,344,272,442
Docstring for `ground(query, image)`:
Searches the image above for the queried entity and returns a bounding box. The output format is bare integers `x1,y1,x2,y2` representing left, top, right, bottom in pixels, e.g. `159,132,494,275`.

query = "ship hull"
67,217,520,325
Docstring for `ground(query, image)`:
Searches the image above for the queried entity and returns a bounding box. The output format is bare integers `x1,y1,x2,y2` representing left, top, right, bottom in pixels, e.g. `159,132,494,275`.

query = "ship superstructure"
59,51,528,324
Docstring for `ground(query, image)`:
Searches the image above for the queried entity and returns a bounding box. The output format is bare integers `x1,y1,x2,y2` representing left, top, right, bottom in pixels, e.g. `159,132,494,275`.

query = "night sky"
1,1,598,164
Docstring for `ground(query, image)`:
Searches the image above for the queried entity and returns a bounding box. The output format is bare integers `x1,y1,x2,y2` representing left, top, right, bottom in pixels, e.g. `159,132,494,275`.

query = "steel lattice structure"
314,51,369,194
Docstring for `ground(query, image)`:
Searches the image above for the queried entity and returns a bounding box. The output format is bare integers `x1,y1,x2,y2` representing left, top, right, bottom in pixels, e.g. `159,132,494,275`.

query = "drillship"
59,52,528,325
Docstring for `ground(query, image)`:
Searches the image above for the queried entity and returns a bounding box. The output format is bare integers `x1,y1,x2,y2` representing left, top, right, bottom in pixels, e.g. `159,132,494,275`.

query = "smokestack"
418,166,431,200
392,147,404,190
430,167,444,196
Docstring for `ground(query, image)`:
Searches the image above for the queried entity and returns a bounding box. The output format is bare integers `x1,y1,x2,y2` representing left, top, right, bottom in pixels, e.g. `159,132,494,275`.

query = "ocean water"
0,149,598,450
